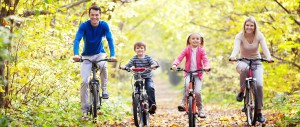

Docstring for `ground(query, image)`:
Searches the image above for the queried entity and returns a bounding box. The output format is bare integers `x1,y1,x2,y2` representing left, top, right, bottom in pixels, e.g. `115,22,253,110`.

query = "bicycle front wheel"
188,96,195,127
132,93,142,127
244,82,258,125
91,85,98,119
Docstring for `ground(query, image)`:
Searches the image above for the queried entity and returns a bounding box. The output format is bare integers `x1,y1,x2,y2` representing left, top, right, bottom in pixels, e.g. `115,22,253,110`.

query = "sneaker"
236,92,244,102
149,104,157,114
80,113,89,121
257,113,265,123
102,89,109,99
177,104,185,112
199,110,206,118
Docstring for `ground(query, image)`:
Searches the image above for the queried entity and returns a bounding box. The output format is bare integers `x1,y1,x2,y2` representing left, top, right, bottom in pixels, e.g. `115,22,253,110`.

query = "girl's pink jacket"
172,46,210,80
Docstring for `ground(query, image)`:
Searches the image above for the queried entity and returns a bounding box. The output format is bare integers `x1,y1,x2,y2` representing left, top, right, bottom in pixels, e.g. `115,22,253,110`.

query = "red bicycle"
171,67,210,127
230,58,273,125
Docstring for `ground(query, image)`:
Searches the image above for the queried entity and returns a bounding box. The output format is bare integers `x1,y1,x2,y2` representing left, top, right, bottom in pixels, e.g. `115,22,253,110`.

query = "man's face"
89,9,100,27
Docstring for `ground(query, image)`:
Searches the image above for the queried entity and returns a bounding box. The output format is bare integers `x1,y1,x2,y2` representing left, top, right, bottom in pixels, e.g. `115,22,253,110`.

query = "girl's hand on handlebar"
171,65,177,71
203,67,211,72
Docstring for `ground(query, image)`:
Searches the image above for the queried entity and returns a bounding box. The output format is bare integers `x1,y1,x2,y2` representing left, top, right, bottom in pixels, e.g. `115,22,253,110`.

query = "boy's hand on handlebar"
73,55,80,62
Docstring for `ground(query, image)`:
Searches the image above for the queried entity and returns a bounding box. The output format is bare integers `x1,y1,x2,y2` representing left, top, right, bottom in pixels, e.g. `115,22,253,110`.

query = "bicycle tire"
142,101,150,126
244,81,258,125
132,93,142,127
188,96,195,127
91,85,98,119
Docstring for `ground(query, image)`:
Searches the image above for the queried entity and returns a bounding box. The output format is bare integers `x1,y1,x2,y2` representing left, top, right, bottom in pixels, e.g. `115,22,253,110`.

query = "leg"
253,63,264,110
145,78,156,114
96,53,109,98
236,61,249,102
253,63,265,122
80,57,92,115
194,76,203,110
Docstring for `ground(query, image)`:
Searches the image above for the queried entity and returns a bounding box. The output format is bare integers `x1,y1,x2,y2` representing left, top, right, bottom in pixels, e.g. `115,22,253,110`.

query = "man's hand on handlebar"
73,55,80,62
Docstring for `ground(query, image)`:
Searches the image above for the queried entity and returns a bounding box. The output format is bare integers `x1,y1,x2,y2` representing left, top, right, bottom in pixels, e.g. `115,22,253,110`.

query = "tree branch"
272,54,300,70
21,0,90,17
273,0,300,26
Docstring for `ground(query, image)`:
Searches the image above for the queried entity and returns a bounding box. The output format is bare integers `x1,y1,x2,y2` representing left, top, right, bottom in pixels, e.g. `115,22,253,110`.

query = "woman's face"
244,21,255,34
188,33,201,48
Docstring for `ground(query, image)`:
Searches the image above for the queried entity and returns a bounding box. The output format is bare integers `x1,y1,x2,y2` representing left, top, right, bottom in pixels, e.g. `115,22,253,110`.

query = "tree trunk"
0,0,18,108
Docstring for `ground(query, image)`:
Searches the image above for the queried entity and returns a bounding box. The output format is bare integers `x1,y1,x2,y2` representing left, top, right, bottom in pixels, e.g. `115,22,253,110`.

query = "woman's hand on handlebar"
228,56,237,61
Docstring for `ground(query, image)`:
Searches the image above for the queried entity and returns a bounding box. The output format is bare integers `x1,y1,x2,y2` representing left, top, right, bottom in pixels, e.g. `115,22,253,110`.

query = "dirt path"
109,76,277,127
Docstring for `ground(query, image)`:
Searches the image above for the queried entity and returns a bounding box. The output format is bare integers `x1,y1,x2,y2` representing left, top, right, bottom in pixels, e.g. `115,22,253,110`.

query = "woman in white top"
229,16,273,123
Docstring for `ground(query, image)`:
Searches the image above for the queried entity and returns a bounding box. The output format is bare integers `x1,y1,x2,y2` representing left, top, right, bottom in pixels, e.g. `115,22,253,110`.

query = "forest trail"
104,76,277,127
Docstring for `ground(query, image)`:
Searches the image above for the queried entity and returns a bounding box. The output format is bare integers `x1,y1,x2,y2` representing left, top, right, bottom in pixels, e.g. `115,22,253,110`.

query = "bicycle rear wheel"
132,93,142,127
244,82,258,125
188,96,195,127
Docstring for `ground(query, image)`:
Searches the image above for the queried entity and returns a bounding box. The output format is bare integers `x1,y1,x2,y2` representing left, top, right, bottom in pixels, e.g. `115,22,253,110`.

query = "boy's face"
134,46,145,56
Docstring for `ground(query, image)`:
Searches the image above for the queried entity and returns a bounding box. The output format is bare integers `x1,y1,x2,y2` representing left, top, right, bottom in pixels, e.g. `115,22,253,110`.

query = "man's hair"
134,41,146,51
89,5,101,15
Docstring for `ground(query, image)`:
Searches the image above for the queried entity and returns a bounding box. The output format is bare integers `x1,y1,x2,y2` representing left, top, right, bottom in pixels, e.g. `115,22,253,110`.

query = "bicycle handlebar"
76,58,118,63
120,65,159,73
229,58,274,63
170,67,211,73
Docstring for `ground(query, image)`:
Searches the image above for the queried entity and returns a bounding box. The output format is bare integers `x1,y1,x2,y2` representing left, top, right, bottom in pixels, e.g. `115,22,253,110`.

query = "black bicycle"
170,67,210,127
120,65,159,127
230,58,273,126
76,58,117,122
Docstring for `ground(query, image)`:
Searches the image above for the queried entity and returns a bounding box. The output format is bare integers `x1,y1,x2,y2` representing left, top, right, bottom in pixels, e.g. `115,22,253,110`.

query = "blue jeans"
144,78,156,107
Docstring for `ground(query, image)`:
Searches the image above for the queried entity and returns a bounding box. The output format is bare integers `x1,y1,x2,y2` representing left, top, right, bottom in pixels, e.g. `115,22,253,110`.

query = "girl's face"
244,21,255,34
135,46,145,56
188,33,201,48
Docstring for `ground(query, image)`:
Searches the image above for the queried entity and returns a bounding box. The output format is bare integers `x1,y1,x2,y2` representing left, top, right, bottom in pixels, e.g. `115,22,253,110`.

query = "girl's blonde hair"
186,33,204,46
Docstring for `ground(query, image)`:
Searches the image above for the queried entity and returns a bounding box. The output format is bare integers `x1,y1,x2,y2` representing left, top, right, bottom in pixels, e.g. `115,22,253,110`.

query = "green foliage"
1,0,299,126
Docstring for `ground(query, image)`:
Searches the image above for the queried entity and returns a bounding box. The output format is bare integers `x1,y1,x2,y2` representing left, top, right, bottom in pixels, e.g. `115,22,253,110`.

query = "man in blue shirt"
73,5,116,119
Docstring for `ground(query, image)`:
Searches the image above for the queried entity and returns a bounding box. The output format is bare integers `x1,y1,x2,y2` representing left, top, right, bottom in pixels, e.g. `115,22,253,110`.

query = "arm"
229,35,241,60
104,22,115,58
259,34,272,61
73,24,85,55
200,48,210,69
173,48,187,66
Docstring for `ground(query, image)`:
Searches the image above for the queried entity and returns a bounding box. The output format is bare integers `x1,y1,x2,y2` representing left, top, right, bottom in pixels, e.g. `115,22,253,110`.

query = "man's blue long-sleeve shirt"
73,20,115,56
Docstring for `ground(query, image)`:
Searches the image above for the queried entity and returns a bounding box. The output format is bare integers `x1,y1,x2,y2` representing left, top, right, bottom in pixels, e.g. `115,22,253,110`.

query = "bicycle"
75,58,117,122
229,58,273,126
120,65,159,127
170,67,210,127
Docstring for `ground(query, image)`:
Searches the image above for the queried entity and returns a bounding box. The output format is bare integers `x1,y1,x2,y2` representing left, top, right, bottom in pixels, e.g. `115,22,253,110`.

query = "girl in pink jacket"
171,33,210,118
